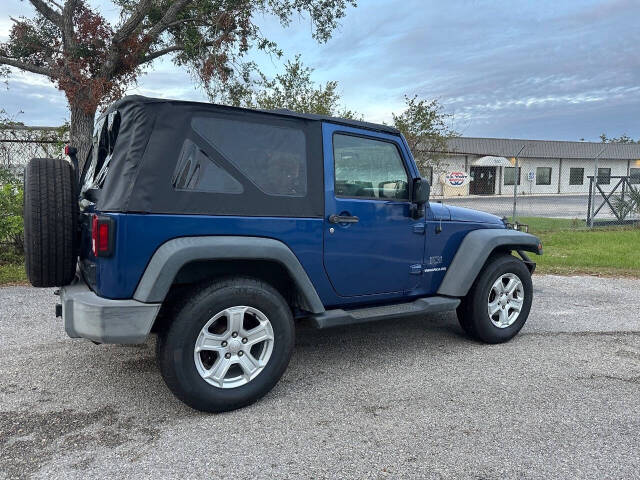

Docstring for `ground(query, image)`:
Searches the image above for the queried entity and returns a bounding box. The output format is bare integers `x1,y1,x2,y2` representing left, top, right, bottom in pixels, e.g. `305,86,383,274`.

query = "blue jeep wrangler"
23,96,542,412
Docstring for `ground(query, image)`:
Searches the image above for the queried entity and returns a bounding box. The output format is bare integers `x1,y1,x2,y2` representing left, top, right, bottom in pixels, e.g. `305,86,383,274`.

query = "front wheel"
457,254,533,344
157,277,295,412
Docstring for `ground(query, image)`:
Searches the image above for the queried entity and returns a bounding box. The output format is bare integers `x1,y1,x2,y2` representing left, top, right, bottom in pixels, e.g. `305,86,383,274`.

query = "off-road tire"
456,254,533,344
157,277,295,413
23,158,79,287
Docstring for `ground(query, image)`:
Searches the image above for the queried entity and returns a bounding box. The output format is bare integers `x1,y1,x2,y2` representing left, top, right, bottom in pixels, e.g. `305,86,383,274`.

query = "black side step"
310,296,460,329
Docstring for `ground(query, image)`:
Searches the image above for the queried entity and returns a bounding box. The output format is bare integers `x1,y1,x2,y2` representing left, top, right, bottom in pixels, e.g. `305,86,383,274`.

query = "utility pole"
512,144,527,223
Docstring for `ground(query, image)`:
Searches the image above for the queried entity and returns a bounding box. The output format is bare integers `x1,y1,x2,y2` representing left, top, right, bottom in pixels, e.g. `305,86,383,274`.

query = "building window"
597,167,611,185
630,168,640,185
569,167,584,185
536,167,552,185
504,167,521,186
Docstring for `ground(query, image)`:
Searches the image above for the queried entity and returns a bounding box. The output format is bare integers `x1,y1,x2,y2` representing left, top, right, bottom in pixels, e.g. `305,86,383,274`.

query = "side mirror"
410,177,430,219
412,177,430,205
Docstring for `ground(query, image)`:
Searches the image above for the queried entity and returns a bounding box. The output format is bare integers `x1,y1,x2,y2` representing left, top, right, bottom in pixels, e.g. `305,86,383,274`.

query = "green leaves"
213,55,360,118
600,133,638,144
611,187,640,220
391,95,458,176
0,168,24,258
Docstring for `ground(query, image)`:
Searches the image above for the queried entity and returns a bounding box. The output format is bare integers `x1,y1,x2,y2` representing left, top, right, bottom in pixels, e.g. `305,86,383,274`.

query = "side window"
172,139,243,194
630,168,640,185
81,111,121,193
333,133,408,200
192,116,307,197
81,118,107,193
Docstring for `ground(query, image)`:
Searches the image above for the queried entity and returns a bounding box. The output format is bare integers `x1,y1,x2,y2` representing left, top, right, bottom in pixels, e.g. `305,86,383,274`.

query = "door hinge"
409,264,423,275
412,223,425,234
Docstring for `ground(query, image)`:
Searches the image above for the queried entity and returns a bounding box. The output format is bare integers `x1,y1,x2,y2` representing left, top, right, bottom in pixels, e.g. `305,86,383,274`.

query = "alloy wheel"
193,306,274,388
487,273,524,328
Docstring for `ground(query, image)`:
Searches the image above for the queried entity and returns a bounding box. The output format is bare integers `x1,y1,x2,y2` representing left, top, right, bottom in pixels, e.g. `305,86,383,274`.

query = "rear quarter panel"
88,214,329,301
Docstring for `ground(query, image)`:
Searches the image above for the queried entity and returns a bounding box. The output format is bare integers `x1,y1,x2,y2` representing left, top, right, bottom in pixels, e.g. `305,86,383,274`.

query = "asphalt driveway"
1,275,639,479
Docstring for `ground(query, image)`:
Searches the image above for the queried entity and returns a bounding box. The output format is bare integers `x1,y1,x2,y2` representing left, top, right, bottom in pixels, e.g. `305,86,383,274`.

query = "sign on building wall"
442,171,470,187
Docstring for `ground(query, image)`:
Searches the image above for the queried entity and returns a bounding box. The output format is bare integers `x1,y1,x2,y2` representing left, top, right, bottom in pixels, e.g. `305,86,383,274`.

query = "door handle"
329,214,359,224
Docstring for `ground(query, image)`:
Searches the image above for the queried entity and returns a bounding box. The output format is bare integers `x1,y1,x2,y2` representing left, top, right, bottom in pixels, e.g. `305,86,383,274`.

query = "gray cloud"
304,0,640,139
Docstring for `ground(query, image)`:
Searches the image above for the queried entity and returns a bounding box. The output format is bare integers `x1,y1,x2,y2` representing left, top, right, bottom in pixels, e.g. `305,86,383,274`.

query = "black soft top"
103,95,399,134
265,108,399,135
94,95,400,217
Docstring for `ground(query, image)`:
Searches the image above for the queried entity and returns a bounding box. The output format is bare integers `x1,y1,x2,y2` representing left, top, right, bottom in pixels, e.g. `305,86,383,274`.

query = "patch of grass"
534,228,640,277
507,216,640,276
509,216,587,232
0,262,27,285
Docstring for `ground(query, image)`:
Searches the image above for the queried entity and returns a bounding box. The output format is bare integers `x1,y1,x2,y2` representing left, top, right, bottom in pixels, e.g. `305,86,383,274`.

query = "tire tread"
23,157,78,287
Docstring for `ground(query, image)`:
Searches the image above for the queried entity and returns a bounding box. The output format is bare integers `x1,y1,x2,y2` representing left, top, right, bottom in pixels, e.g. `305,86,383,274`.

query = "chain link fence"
429,139,640,231
0,125,68,180
0,126,68,260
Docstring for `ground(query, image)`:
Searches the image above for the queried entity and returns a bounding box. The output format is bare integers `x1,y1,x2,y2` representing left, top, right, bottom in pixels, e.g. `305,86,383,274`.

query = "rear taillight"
91,214,115,257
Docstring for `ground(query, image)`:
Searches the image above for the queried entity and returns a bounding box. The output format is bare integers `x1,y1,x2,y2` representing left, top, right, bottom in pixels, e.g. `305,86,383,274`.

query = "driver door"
322,124,425,297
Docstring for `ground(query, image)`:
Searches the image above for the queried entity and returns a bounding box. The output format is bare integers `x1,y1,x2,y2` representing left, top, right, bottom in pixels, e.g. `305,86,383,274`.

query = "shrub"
0,167,24,262
612,187,640,220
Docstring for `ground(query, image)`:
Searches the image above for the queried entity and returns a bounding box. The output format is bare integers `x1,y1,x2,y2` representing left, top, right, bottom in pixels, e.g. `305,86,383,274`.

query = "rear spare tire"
23,158,79,287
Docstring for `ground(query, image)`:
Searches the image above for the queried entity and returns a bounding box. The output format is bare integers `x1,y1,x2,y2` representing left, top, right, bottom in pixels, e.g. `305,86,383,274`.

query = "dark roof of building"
433,136,640,160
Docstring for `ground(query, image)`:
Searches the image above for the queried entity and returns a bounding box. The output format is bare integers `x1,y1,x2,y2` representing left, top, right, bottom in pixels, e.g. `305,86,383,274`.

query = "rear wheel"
457,254,532,343
157,277,295,412
23,158,79,287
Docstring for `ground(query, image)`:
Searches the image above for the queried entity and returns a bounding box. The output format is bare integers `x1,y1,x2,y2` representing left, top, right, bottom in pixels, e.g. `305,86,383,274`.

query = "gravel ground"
1,275,639,479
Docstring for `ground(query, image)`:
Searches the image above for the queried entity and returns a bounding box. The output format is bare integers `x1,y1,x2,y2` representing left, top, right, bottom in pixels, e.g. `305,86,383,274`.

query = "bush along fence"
0,125,68,262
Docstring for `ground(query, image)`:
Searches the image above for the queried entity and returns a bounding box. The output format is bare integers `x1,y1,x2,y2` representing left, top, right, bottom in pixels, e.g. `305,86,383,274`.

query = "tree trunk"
69,103,96,172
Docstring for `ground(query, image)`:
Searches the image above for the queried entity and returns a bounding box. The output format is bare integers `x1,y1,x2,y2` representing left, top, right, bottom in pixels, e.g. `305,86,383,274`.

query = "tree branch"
139,44,186,64
145,0,194,42
112,0,153,43
28,0,63,26
102,0,192,79
0,56,53,77
47,0,64,9
163,17,200,29
61,0,80,52
139,40,218,65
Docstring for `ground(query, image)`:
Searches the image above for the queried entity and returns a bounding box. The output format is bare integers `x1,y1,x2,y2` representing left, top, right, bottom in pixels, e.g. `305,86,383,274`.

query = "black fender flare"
133,236,325,313
437,228,542,298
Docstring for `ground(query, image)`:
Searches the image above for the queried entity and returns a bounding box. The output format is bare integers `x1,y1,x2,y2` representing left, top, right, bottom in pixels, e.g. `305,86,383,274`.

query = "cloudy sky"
1,0,638,141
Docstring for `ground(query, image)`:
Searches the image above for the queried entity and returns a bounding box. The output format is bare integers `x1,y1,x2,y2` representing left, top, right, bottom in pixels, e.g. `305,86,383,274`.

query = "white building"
426,137,640,197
